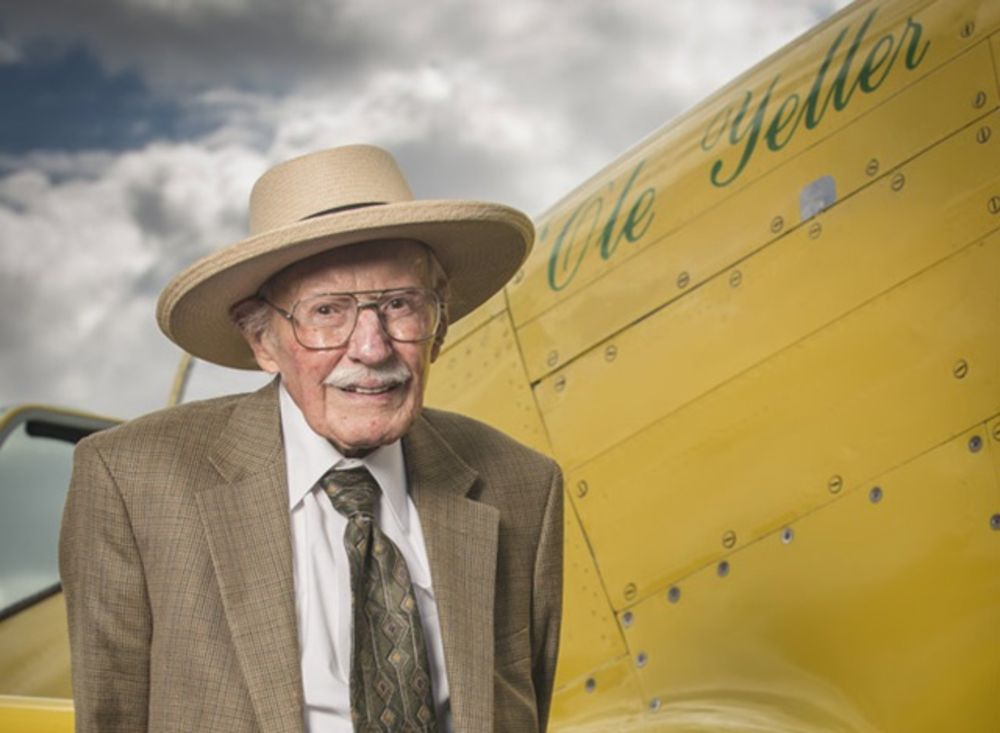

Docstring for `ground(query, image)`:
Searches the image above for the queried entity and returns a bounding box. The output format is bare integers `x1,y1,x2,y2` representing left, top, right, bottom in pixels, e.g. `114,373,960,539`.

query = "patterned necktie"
321,466,438,733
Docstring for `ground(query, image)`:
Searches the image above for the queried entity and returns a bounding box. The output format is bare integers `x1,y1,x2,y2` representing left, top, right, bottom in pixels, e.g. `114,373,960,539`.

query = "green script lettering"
709,78,778,186
858,34,896,92
546,196,605,292
903,16,930,69
547,160,656,291
830,9,879,112
701,106,732,152
599,161,647,259
704,8,930,188
766,91,801,151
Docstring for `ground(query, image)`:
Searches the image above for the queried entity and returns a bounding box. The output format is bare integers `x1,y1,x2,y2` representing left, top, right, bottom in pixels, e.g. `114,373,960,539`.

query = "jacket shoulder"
78,391,256,466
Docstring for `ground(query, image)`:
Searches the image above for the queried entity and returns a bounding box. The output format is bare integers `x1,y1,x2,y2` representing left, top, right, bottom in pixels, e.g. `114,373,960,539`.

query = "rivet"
960,20,975,39
770,215,784,234
622,610,634,628
635,651,648,668
809,221,823,239
717,560,730,578
623,583,638,602
891,173,906,192
977,126,992,144
649,697,662,711
676,271,690,289
865,158,879,177
729,269,743,288
546,351,559,367
969,435,983,453
989,196,1000,215
869,486,884,503
585,677,597,693
953,359,969,379
973,91,987,109
991,423,1000,443
781,527,795,544
554,375,566,392
605,344,618,362
722,530,737,549
990,514,1000,531
667,586,681,604
828,474,843,494
576,480,589,498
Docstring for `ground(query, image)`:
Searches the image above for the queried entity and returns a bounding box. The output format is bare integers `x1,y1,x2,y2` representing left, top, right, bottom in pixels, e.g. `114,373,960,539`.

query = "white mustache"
323,359,412,390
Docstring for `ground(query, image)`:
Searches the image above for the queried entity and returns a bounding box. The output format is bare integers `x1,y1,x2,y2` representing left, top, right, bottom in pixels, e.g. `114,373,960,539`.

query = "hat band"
302,201,386,221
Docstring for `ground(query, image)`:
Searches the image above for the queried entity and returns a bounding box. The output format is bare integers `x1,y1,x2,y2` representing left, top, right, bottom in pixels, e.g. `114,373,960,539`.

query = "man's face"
248,239,445,456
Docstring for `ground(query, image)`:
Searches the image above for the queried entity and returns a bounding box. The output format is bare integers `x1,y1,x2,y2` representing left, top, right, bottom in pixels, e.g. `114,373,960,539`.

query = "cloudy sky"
0,0,851,420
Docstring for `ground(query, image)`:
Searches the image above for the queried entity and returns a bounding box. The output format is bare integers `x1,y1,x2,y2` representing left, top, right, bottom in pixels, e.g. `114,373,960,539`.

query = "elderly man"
60,145,563,733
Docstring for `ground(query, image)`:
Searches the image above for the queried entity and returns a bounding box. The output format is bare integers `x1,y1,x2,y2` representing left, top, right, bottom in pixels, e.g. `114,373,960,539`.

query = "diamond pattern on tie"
321,466,438,732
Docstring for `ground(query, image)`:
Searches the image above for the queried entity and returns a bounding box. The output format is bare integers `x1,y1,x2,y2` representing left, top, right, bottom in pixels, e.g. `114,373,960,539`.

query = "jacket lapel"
404,414,499,733
194,381,305,733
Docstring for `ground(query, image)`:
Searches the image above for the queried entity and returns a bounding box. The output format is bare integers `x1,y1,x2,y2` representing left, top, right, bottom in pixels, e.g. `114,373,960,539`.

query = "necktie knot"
320,466,380,520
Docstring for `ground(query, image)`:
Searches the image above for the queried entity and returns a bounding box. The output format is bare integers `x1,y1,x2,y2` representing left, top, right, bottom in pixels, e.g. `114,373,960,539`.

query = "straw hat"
156,145,534,369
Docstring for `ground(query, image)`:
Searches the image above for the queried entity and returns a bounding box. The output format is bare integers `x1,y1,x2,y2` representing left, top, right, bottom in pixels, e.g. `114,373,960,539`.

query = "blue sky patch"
0,44,210,153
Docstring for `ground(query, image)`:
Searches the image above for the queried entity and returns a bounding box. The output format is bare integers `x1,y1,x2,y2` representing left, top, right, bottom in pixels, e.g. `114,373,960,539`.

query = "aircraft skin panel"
550,656,646,732
536,112,1000,470
551,497,628,686
0,696,73,732
436,288,509,350
990,416,1000,489
436,0,1000,728
516,39,996,385
507,0,980,334
425,308,552,455
613,426,1000,732
0,593,71,698
567,233,1000,608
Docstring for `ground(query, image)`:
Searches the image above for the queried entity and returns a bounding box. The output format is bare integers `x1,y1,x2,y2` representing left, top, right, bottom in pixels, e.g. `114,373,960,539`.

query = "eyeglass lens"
291,289,438,348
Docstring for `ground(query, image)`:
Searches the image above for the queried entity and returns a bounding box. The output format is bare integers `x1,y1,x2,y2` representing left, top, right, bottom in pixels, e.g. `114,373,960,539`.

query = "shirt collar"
278,382,409,531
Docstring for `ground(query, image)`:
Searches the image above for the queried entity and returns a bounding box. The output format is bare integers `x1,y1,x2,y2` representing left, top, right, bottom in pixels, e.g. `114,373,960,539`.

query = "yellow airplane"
2,0,998,729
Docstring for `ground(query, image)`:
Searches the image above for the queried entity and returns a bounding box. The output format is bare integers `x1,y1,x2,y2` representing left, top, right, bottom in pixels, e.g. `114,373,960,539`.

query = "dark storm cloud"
0,0,376,93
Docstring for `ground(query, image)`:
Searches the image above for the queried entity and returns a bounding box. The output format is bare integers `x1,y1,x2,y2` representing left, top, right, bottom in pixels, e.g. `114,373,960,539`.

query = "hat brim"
157,200,533,369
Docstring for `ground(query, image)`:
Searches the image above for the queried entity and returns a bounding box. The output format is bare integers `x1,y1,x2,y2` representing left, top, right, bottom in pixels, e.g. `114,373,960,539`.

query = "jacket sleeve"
531,460,564,731
59,437,152,732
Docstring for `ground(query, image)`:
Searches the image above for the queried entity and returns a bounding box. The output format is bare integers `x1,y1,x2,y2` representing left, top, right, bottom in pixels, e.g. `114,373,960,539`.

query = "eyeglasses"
261,287,442,350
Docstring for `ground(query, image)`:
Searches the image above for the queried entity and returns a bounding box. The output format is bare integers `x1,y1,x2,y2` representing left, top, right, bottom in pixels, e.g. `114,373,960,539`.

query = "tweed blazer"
60,381,563,732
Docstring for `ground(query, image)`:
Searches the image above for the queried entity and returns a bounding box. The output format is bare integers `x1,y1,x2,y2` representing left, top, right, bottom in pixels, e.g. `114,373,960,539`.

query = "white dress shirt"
279,384,452,732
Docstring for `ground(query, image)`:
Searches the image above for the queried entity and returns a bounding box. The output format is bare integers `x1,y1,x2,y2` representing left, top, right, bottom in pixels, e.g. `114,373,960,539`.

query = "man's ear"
246,327,281,374
429,312,449,363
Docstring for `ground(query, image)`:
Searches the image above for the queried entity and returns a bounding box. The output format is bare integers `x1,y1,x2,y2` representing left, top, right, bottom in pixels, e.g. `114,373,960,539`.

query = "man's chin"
321,416,416,456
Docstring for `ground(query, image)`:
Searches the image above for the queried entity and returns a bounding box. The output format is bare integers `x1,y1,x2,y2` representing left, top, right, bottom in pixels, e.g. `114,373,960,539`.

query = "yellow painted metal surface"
552,500,627,687
508,0,998,343
431,0,1000,729
0,594,71,699
550,657,645,732
424,309,550,454
0,696,74,733
620,426,1000,731
566,231,1000,607
517,39,997,385
537,112,1000,470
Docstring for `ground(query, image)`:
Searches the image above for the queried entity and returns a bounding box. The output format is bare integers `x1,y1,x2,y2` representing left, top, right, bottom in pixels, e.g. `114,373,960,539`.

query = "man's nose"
346,306,393,363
